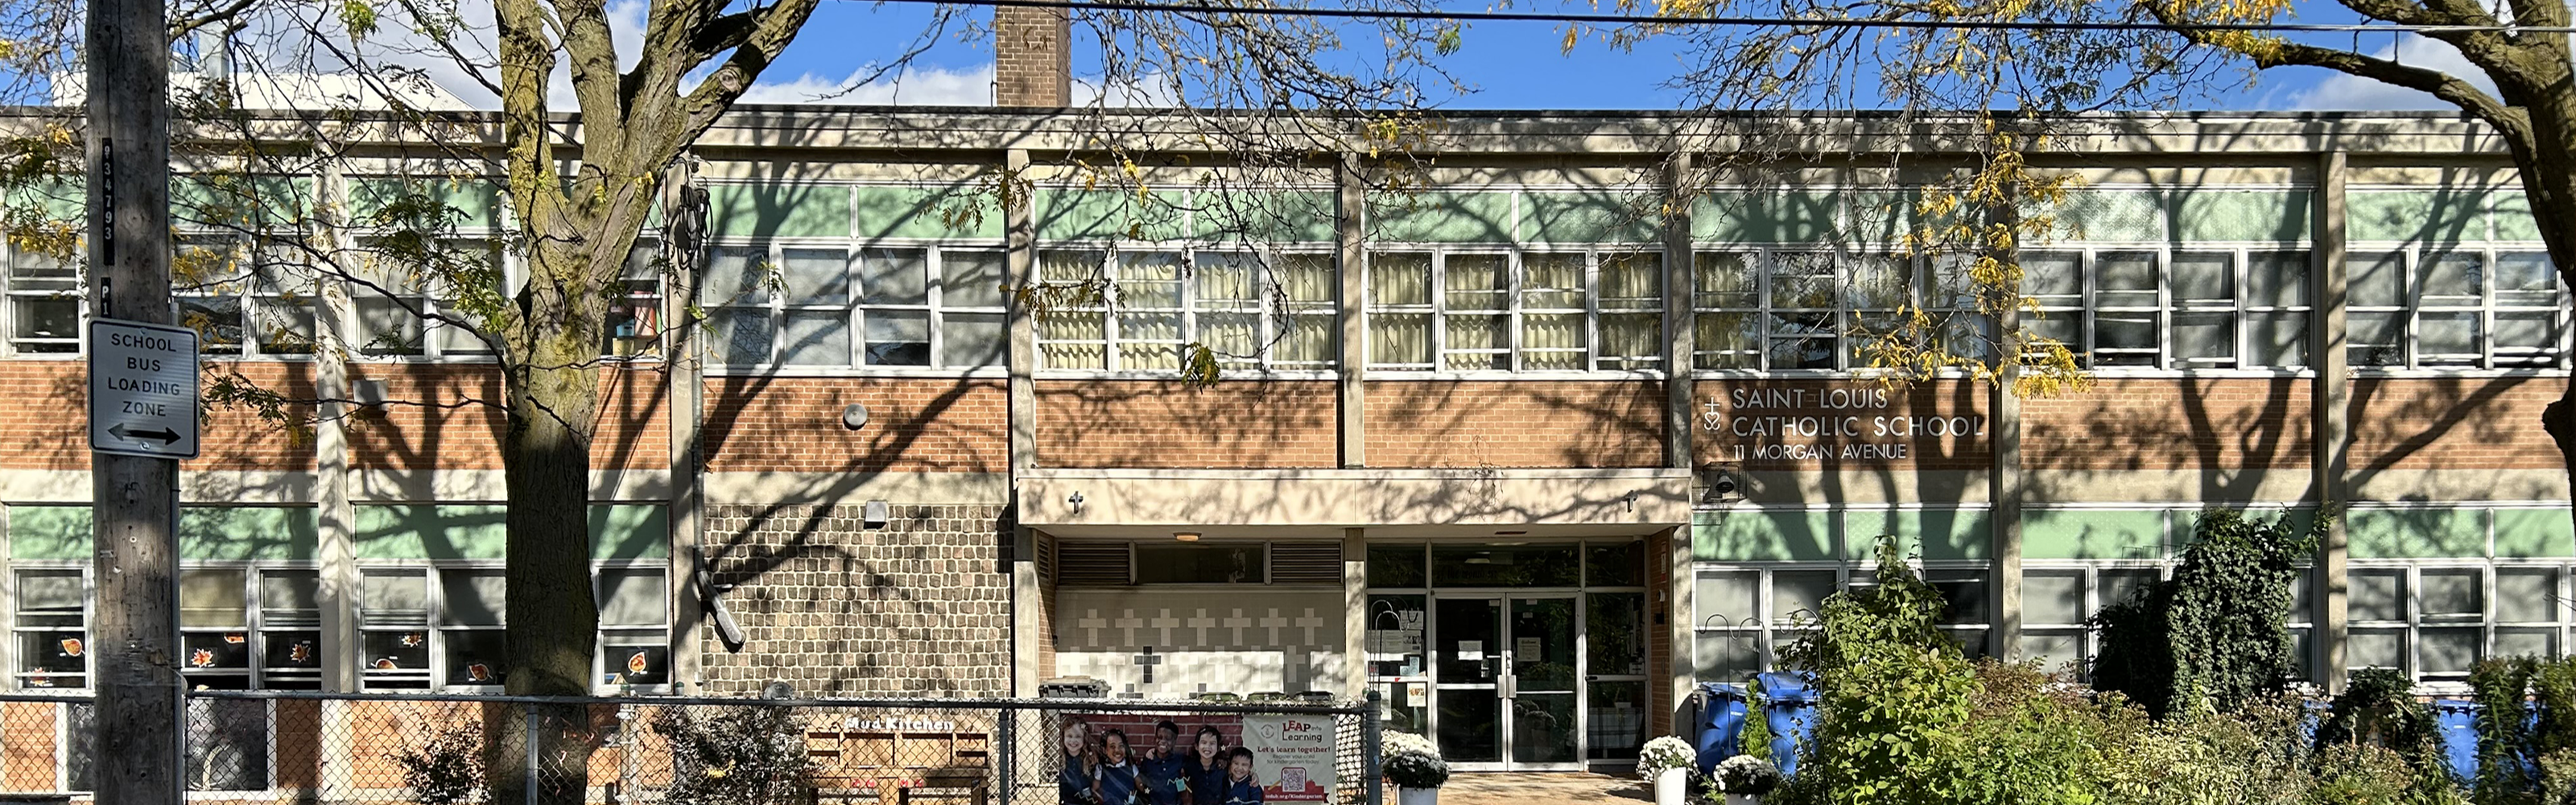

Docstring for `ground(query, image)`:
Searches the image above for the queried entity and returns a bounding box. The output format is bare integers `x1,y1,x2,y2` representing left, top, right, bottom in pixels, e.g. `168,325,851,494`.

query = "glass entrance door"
1433,593,1581,770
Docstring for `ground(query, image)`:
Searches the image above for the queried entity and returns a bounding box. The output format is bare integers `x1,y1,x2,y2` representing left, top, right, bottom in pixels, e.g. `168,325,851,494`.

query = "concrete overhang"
1017,468,1692,538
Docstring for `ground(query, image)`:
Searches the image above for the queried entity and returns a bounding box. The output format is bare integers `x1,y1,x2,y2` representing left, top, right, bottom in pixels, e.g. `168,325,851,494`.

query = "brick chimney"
993,6,1072,106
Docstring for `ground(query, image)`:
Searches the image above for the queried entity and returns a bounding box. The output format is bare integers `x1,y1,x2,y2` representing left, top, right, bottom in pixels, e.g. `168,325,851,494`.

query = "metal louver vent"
1055,543,1132,586
1269,542,1343,584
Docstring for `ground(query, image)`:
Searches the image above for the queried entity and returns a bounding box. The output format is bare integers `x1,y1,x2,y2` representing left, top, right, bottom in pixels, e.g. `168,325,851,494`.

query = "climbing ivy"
2091,507,2325,718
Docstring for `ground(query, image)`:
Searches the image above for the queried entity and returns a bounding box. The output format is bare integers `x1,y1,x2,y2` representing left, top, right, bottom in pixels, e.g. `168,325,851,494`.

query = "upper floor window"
704,244,1005,370
1365,248,1659,374
7,247,79,354
1692,250,1960,372
1039,249,1336,373
2349,249,2566,369
2015,248,2313,370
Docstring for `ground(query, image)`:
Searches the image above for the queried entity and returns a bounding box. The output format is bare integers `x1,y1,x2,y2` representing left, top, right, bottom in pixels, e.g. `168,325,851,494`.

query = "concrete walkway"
1430,773,1654,805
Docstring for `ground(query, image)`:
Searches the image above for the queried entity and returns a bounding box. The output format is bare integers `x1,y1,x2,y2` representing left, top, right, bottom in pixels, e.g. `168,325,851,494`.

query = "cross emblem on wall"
1133,646,1162,683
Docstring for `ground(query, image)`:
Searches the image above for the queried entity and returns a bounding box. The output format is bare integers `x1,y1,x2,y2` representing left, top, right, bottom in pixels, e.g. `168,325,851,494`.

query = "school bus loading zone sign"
88,318,200,460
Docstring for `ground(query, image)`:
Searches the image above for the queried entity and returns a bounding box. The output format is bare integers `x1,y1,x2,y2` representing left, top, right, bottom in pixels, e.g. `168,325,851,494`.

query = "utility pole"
87,0,181,796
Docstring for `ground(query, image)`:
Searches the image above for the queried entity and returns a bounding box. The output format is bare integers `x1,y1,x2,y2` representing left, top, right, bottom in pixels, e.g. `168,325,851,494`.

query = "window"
353,564,670,691
1695,561,1996,678
1053,542,1351,586
2021,564,2167,677
704,244,1006,369
345,238,503,359
13,568,85,688
1690,250,1937,371
2012,249,2313,369
1365,248,1660,373
167,237,324,357
2348,249,2566,369
6,244,80,354
2349,564,2573,683
604,242,663,357
1038,250,1335,372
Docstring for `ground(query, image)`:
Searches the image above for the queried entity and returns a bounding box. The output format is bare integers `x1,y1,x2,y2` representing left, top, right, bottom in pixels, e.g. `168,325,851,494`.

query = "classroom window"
704,244,1006,370
1364,248,1659,373
1038,250,1335,373
2348,249,2566,369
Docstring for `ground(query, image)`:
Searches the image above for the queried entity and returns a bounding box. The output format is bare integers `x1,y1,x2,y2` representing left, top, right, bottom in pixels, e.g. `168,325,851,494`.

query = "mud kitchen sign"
1701,385,1985,462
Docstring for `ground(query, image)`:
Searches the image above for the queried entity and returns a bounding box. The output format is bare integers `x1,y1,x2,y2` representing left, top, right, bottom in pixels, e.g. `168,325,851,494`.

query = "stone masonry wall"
700,502,1013,696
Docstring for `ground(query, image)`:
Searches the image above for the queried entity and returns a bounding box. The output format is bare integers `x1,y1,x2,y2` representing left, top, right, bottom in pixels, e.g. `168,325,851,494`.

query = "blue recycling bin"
2430,699,2479,784
1694,682,1748,774
1752,671,1819,778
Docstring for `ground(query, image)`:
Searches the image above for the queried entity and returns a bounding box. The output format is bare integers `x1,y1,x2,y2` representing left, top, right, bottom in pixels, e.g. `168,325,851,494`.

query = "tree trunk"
486,237,609,804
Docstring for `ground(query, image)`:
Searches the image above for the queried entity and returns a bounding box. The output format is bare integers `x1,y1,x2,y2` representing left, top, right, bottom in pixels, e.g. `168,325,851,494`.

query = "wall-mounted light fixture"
841,403,871,431
863,500,890,529
1172,531,1201,542
352,379,387,407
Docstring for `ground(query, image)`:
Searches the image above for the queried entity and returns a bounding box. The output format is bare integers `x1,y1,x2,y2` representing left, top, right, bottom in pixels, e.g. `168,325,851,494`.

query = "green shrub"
2316,668,2462,805
2471,656,2576,805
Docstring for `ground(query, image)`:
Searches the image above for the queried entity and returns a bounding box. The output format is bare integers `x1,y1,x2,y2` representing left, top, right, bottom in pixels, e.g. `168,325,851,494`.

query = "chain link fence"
0,691,1381,805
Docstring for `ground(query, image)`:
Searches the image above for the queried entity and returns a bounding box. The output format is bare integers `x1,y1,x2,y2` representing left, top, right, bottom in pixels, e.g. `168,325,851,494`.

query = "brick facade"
2349,376,2563,471
2024,378,2314,471
1364,380,1666,468
1035,379,1338,469
699,502,1013,696
342,364,667,471
703,378,1007,473
0,361,317,471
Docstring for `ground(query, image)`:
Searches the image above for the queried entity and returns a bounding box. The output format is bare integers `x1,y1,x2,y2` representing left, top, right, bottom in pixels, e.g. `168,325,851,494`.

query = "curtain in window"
1368,252,1432,366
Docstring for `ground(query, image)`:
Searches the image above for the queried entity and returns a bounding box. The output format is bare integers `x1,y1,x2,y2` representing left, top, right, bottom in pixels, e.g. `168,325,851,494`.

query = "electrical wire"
877,0,2576,35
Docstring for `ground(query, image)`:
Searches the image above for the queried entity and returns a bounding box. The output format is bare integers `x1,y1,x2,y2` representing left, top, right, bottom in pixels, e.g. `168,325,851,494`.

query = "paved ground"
1433,773,1654,804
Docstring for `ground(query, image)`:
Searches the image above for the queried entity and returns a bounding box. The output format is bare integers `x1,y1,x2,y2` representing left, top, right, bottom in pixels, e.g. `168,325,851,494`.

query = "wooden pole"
86,0,181,798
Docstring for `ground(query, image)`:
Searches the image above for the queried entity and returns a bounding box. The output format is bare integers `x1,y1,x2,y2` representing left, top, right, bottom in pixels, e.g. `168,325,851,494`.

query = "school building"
0,91,2570,787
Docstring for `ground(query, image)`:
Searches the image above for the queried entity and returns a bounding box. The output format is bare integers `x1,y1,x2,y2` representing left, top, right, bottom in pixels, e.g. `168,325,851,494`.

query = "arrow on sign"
109,424,180,445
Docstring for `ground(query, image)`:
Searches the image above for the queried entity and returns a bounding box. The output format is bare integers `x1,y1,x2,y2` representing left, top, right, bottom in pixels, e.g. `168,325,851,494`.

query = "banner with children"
1049,711,1339,805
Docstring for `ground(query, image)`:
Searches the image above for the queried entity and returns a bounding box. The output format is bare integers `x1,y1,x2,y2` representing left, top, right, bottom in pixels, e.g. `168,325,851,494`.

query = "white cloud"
2285,34,2499,111
735,64,995,105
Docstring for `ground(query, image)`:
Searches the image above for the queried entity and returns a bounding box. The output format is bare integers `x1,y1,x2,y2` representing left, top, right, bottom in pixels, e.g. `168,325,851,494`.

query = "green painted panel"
1843,509,1992,561
1520,192,1658,243
2054,191,2161,242
7,176,85,221
1191,190,1336,243
179,507,317,561
10,506,321,561
709,182,852,239
2348,507,2486,559
1368,191,1513,243
357,505,508,559
1843,191,1913,246
2171,506,2317,548
1691,192,1839,243
2349,190,2481,244
590,506,669,559
1034,188,1187,242
2174,190,2312,242
349,178,502,229
2494,508,2575,558
1693,510,1834,562
854,184,1003,241
172,175,314,229
2022,509,2165,560
356,504,663,560
2491,190,2543,242
9,506,90,560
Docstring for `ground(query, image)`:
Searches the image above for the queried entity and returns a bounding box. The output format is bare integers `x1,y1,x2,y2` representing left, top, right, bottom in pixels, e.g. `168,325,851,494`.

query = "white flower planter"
1654,767,1691,805
1397,785,1439,805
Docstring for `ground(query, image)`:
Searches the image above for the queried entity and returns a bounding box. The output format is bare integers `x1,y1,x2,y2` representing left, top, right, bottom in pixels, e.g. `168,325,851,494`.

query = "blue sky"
414,0,2495,112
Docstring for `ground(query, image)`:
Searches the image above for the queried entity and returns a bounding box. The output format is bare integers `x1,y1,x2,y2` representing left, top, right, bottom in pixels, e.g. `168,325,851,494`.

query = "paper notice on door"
1517,637,1542,658
1406,682,1427,707
1457,641,1484,661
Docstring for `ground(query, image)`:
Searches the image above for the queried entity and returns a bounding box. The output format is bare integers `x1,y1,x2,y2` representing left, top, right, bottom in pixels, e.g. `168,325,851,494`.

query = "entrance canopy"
1018,468,1693,533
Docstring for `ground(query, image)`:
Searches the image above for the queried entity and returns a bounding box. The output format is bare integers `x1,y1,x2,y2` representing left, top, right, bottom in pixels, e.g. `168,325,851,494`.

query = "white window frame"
2346,246,2570,371
1361,245,1662,376
701,241,1009,374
